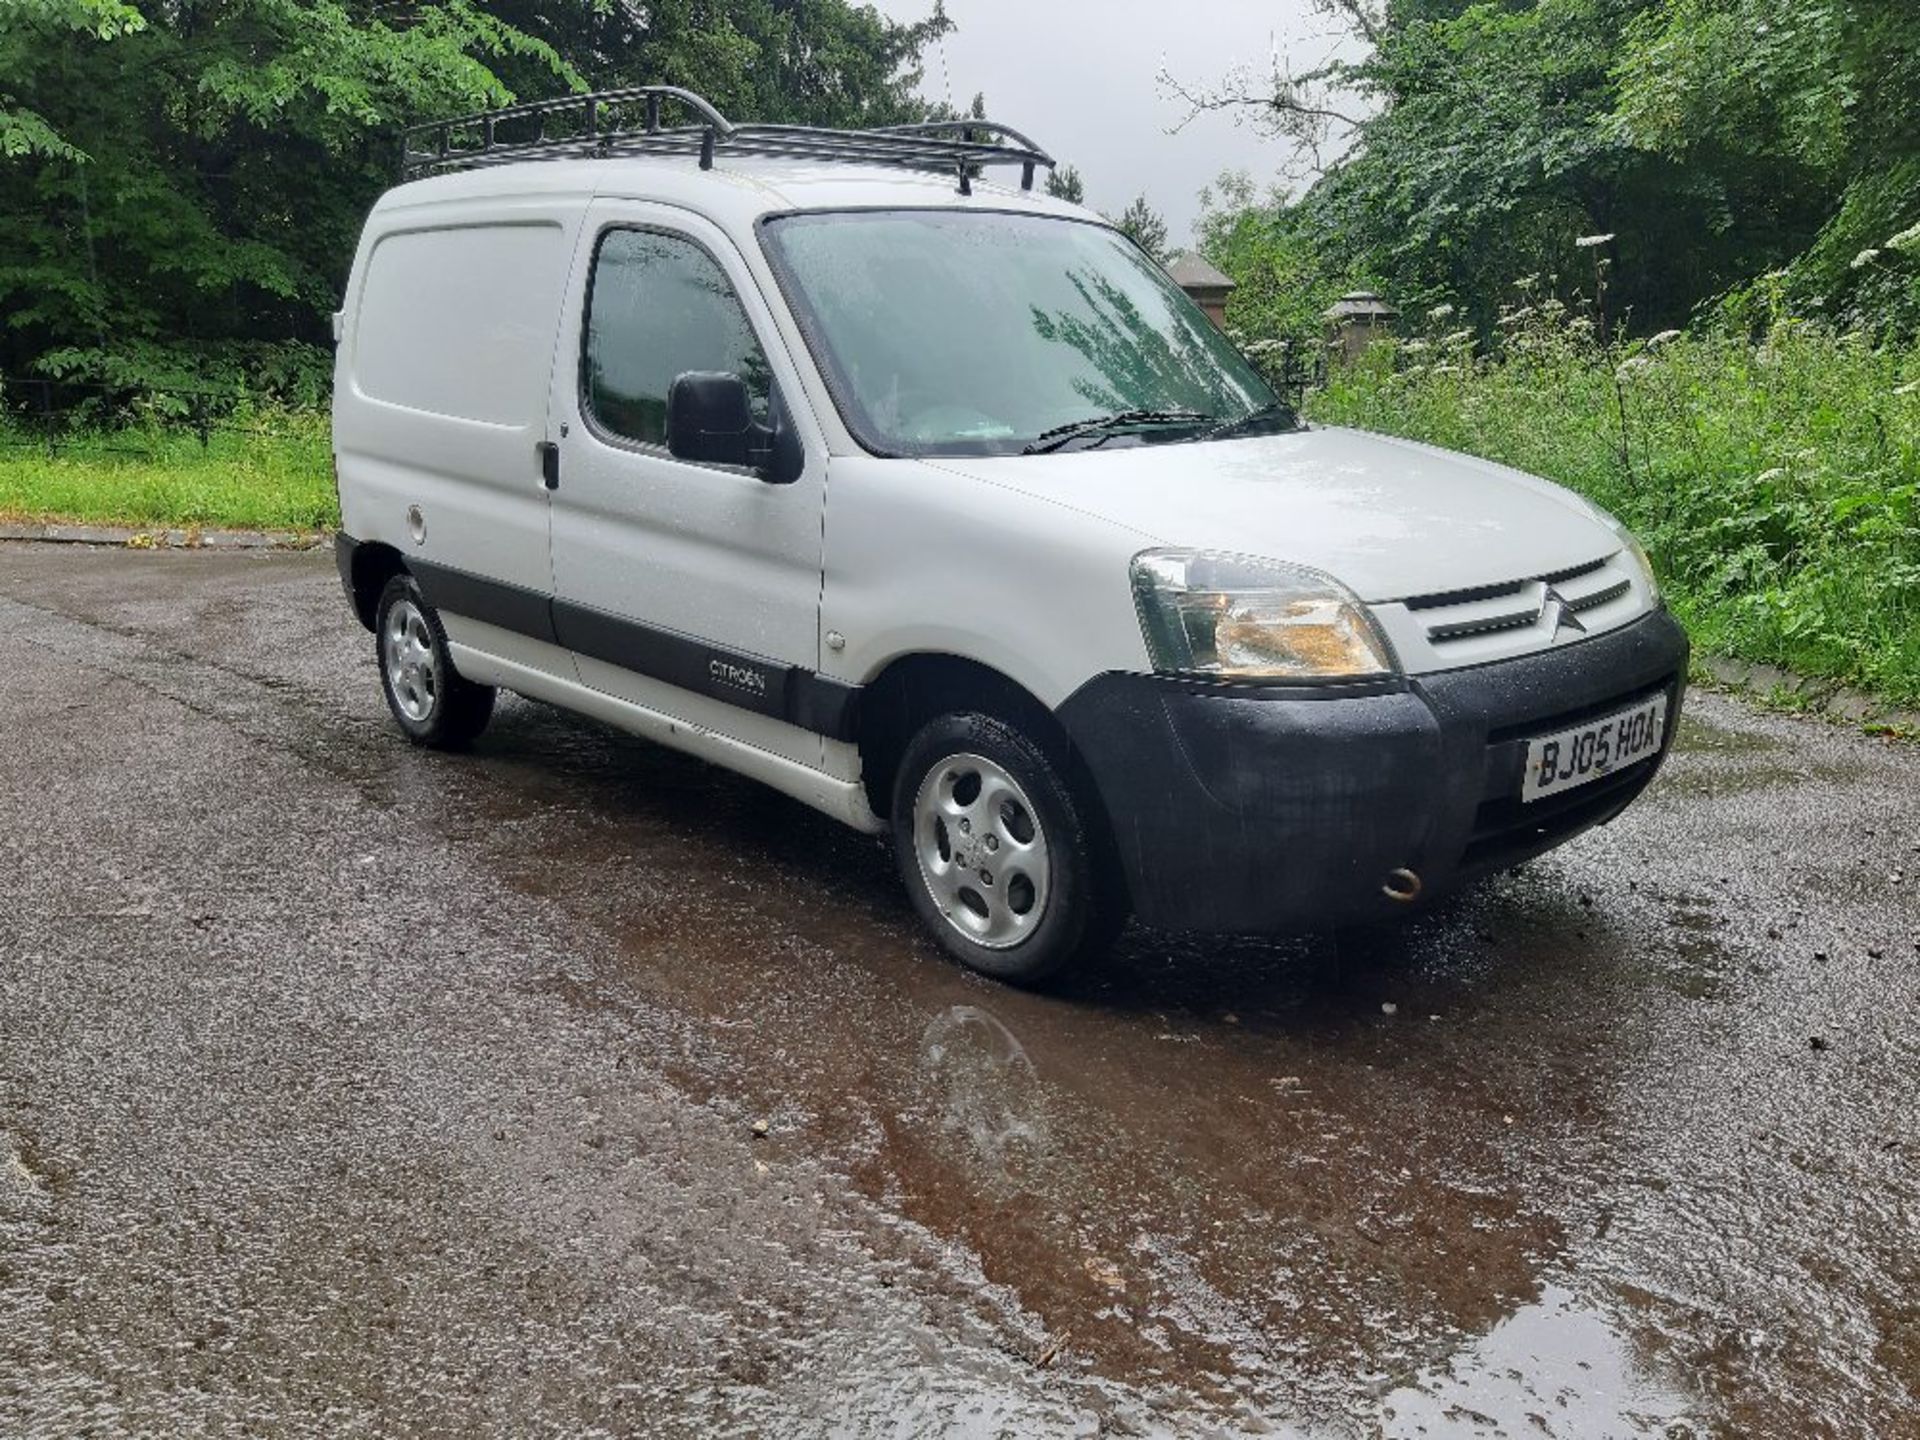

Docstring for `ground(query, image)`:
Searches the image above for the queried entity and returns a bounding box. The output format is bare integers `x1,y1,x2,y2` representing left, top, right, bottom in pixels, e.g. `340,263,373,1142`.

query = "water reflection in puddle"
918,1005,1050,1195
1380,1284,1697,1438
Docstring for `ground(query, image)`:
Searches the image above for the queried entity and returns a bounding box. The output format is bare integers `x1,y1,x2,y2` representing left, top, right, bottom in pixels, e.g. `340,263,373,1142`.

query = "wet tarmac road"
0,545,1915,1439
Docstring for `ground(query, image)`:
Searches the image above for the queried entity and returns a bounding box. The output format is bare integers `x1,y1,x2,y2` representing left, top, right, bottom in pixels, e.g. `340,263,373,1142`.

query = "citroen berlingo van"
331,88,1688,984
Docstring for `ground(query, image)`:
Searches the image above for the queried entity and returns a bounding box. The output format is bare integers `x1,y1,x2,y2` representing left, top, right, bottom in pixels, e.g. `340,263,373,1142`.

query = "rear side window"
583,229,772,448
353,222,566,426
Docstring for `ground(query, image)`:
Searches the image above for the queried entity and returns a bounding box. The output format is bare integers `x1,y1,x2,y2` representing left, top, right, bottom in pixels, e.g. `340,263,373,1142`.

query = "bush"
1309,312,1920,705
0,408,335,530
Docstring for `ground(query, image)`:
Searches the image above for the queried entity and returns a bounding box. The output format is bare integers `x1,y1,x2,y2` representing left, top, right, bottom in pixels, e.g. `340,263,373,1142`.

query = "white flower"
1441,328,1474,346
1648,328,1684,348
1574,233,1615,249
1402,339,1431,354
1885,222,1920,256
1615,356,1653,379
1756,467,1787,483
1852,248,1882,270
1427,303,1456,321
1894,379,1920,397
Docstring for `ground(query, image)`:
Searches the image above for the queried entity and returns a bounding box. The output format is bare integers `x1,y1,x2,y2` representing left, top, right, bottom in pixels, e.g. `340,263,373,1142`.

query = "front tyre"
374,573,495,749
892,713,1121,986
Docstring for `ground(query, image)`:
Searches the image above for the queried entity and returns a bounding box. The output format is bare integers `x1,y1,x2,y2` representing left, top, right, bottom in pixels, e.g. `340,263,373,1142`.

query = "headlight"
1130,549,1397,680
1606,518,1662,608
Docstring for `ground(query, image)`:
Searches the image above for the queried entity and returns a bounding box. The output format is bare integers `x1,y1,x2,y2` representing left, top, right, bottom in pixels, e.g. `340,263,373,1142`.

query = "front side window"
583,228,773,449
760,210,1285,458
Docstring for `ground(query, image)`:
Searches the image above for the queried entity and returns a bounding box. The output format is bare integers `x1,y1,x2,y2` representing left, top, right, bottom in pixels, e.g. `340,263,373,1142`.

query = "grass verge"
0,412,336,531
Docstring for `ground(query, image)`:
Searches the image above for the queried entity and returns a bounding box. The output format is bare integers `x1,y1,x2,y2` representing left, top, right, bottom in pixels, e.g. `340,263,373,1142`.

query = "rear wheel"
892,712,1122,986
374,573,494,749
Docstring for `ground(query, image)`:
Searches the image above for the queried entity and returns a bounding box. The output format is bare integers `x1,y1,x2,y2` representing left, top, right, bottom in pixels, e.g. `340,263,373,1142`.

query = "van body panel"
333,196,587,647
817,455,1156,708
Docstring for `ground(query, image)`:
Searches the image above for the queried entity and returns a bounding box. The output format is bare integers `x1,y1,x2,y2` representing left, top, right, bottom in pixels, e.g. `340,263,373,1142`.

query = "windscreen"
760,210,1282,457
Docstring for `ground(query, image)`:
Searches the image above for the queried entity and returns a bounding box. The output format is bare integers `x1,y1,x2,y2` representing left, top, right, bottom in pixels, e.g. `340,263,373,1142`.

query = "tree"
1195,171,1354,348
1168,0,1920,338
0,0,145,162
1044,164,1085,205
1612,0,1920,333
0,0,956,392
1112,195,1169,263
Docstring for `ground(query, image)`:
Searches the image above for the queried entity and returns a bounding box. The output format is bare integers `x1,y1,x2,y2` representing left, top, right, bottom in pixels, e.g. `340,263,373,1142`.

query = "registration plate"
1522,694,1668,803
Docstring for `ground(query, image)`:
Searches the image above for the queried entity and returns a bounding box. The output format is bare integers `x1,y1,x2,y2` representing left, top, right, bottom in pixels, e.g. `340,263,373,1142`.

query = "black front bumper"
1056,610,1689,933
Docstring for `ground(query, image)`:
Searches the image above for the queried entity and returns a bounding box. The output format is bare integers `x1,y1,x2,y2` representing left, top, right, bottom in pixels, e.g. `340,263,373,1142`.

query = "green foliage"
1614,0,1920,334
1045,164,1085,205
1197,170,1358,349
0,0,952,394
0,409,335,529
0,0,144,158
1111,194,1170,263
1311,313,1920,704
1308,0,1639,328
1193,0,1919,343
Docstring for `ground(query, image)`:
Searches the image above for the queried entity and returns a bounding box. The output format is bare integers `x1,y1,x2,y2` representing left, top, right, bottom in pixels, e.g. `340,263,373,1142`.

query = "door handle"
536,441,560,491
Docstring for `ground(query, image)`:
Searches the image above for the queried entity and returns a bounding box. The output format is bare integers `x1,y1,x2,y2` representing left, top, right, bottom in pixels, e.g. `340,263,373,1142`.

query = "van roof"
374,154,1092,231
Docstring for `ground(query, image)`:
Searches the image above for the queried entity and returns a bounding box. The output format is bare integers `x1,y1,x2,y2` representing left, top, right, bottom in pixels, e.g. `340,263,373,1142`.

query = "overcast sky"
868,0,1360,250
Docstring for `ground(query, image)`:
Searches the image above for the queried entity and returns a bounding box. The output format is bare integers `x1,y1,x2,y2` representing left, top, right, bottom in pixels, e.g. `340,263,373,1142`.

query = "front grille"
1405,557,1629,648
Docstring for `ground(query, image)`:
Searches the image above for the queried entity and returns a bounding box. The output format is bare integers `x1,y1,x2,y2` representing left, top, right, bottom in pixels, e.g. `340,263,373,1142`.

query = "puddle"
1664,711,1863,798
1380,1284,1700,1437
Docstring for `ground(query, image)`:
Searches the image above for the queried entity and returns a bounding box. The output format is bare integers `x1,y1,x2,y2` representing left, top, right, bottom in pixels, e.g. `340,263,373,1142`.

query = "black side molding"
397,553,859,741
411,559,559,646
553,599,794,722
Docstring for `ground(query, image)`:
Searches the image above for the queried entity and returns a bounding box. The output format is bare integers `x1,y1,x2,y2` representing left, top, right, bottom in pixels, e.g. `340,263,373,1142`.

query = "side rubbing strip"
405,558,859,739
789,672,860,740
410,560,558,646
553,599,796,724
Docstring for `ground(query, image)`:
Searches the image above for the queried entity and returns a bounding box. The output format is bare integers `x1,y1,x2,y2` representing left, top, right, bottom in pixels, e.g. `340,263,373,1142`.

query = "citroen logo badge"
1542,587,1587,638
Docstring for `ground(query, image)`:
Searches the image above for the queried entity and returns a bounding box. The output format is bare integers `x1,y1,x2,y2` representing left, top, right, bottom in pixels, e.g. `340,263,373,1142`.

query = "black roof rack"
398,86,1055,196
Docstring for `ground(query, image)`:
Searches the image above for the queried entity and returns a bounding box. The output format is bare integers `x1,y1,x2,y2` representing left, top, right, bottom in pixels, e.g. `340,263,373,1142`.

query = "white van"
332,89,1687,984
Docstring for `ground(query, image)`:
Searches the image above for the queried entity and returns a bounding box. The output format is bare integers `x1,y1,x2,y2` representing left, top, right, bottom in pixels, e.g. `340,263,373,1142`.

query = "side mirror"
667,371,754,467
665,371,802,485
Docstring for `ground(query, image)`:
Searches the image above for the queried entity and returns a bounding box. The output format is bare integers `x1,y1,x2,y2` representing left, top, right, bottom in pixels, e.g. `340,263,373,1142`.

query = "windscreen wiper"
1203,403,1299,441
1022,409,1215,455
